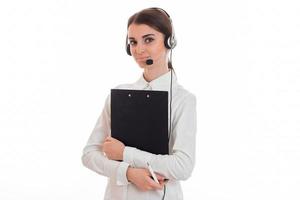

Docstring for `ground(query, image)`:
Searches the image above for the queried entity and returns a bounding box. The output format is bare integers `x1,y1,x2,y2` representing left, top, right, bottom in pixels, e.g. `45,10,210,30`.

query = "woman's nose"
136,44,146,54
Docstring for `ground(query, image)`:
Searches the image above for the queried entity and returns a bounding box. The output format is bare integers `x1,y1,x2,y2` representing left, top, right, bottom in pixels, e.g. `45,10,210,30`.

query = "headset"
126,7,177,56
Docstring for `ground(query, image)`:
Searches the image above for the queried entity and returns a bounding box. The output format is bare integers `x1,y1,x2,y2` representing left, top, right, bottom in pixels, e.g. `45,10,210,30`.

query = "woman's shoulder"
174,83,196,102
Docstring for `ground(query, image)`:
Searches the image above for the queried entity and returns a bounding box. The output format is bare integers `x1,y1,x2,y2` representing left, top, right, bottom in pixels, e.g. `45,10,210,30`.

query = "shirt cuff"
116,161,130,186
123,146,136,166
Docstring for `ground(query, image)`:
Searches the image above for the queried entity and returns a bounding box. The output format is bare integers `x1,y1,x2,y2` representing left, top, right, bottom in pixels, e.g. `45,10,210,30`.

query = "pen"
147,162,159,184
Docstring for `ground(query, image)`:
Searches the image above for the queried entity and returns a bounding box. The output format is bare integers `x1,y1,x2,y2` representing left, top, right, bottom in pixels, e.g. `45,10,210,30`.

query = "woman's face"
127,23,168,68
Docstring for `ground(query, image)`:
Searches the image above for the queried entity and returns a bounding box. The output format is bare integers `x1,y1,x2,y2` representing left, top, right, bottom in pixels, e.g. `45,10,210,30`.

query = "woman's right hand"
126,167,167,191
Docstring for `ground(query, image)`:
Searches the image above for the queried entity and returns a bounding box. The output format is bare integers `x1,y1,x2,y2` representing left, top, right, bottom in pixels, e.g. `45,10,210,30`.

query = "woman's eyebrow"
129,34,155,40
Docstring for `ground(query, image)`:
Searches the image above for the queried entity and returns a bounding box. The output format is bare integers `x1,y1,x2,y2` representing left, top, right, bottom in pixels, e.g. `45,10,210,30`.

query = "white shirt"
82,70,197,200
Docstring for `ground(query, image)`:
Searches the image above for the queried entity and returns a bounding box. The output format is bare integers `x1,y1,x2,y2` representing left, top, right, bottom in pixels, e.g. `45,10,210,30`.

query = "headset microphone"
146,59,153,65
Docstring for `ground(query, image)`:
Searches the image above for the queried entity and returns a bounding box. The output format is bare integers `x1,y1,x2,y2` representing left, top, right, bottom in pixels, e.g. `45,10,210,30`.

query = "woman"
82,7,197,200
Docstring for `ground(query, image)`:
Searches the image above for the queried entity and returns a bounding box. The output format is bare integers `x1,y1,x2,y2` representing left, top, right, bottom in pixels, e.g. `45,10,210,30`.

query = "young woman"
82,7,197,200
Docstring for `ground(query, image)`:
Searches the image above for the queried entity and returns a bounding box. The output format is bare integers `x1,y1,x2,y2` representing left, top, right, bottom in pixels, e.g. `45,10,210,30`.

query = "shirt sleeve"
123,93,197,181
81,94,130,186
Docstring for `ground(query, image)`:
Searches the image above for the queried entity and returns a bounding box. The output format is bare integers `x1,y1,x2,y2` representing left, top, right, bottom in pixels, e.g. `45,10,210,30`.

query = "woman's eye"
145,38,154,43
129,41,137,46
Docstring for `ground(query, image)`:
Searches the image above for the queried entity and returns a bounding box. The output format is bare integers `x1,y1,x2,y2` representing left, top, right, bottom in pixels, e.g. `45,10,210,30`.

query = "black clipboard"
111,89,169,155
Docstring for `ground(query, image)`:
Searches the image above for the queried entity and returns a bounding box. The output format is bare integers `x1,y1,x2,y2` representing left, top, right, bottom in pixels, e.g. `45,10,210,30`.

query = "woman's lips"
136,57,149,61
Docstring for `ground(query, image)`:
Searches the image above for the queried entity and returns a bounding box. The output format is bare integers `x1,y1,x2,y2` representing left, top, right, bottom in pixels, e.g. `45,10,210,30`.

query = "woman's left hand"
102,136,125,161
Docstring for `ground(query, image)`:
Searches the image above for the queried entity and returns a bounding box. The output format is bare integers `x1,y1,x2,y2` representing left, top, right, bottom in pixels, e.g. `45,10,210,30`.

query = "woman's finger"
146,174,164,189
155,173,165,181
149,178,163,190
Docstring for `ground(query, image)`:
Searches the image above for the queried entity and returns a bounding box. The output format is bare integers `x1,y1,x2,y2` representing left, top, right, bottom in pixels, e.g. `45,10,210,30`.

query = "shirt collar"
135,70,177,91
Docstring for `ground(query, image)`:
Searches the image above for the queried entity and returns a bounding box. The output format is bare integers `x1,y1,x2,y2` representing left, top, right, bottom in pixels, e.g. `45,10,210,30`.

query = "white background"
1,0,299,199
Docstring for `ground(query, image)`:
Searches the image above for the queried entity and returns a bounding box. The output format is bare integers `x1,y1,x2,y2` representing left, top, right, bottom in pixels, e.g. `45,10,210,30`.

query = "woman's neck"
143,66,169,82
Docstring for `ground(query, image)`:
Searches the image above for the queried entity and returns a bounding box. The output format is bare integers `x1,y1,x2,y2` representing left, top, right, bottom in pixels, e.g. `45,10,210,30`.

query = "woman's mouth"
136,57,149,61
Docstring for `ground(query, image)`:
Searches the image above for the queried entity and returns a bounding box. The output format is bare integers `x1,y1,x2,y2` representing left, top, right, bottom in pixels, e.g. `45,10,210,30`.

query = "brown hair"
127,8,174,70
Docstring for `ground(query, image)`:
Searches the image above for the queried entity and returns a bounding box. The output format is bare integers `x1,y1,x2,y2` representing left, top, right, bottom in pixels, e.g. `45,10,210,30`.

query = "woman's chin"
136,61,146,68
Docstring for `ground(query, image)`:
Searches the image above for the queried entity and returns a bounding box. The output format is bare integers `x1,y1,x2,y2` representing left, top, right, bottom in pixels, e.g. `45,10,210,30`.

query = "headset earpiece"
165,35,177,49
126,43,131,56
126,34,132,56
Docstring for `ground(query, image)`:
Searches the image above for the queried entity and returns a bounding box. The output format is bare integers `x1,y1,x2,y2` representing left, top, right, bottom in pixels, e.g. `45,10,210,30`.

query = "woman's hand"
102,136,125,160
126,167,167,191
